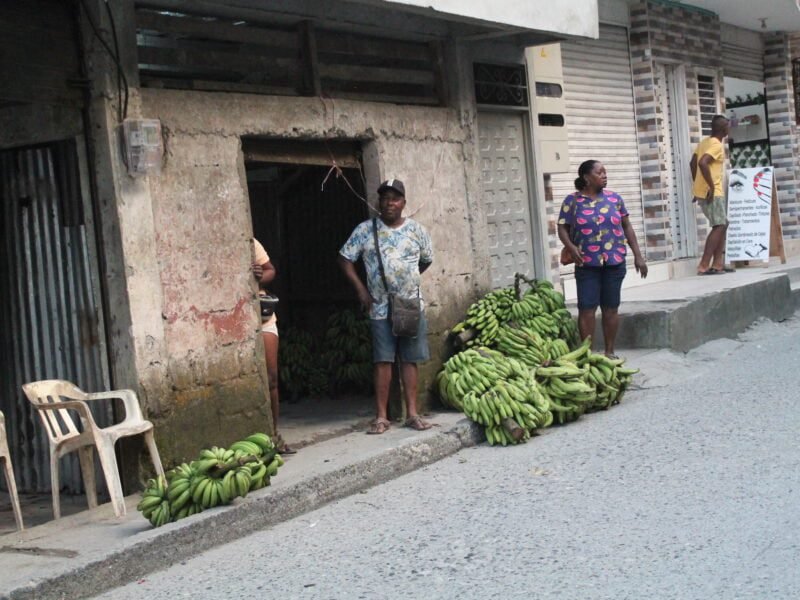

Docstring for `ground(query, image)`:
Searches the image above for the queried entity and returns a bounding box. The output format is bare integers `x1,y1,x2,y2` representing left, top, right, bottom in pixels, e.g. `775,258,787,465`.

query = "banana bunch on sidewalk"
436,347,553,445
438,273,639,446
137,433,284,528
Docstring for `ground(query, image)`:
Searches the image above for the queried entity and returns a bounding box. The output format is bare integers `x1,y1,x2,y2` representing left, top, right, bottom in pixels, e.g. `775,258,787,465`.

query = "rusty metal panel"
0,140,111,494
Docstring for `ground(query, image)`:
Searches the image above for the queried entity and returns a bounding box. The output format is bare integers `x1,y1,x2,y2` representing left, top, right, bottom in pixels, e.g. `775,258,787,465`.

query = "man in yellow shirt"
689,114,731,275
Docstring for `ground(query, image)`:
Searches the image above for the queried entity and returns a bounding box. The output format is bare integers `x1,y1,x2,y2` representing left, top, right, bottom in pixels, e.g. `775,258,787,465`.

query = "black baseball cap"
377,179,405,197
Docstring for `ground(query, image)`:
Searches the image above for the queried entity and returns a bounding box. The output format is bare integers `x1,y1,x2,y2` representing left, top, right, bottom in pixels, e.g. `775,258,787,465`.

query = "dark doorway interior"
244,151,374,447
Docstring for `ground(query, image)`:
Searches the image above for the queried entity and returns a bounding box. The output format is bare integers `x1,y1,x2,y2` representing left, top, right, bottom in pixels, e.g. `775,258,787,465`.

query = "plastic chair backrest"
21,380,90,445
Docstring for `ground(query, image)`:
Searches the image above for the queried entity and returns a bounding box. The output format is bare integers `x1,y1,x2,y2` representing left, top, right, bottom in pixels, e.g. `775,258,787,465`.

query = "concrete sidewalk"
579,256,800,352
0,413,481,600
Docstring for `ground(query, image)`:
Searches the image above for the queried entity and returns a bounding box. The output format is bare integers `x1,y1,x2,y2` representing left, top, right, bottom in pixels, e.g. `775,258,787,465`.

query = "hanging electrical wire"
77,0,129,122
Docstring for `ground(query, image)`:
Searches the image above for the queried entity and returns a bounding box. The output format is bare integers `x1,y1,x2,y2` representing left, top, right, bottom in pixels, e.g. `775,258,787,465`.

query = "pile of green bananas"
279,327,329,399
439,274,639,445
533,340,597,424
436,347,553,445
137,433,284,528
578,350,639,410
451,288,515,347
321,309,373,393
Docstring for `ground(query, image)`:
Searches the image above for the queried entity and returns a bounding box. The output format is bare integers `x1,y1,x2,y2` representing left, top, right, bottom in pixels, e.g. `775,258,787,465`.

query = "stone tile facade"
629,1,722,262
764,33,800,240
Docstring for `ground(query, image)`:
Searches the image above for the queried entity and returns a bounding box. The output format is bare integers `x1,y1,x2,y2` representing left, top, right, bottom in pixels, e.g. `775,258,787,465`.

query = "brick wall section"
764,33,800,240
629,1,722,261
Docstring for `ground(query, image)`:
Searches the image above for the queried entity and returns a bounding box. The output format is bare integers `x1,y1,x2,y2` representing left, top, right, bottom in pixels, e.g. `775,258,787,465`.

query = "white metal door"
550,24,646,256
655,63,694,259
478,112,536,289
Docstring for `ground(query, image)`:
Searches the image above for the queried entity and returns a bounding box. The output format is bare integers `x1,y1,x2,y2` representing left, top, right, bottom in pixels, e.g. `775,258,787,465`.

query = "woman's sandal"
367,418,391,435
404,415,433,431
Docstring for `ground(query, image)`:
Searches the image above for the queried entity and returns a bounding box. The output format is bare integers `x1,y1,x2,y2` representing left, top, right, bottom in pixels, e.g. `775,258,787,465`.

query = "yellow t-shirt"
253,239,277,328
692,136,724,198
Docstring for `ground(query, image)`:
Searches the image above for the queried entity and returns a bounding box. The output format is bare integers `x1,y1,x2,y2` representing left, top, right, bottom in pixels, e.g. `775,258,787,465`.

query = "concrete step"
590,271,795,353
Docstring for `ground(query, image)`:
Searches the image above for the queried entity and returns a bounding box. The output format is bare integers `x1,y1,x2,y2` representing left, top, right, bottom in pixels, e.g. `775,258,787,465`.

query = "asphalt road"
97,316,800,600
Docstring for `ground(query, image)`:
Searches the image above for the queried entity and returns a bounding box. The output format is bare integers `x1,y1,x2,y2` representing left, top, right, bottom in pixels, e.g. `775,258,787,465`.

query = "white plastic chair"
21,380,164,519
0,410,24,530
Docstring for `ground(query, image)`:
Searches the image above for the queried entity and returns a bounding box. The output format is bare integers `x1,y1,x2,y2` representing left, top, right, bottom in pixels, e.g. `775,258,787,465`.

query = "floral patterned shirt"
339,218,433,319
558,191,629,267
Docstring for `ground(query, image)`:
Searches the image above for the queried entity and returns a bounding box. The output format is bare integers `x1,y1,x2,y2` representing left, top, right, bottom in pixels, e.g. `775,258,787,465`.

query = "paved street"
97,315,800,600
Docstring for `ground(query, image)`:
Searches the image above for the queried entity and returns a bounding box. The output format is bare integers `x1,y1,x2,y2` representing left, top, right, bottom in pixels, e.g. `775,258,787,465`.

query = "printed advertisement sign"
725,166,773,263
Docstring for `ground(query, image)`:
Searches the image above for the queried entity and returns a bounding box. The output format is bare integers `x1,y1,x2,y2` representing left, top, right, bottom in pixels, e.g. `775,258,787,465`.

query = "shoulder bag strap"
372,218,390,294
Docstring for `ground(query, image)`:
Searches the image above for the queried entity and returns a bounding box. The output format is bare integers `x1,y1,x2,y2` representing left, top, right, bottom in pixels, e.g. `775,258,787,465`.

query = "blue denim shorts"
370,314,430,363
575,263,627,310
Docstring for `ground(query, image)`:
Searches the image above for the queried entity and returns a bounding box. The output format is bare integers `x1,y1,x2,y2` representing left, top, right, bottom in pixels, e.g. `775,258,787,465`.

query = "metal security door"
478,112,536,289
0,140,112,493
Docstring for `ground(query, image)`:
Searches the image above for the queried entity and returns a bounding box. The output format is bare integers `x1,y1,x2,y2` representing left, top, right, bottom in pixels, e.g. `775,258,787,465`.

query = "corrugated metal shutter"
550,24,645,260
722,43,763,82
0,140,112,494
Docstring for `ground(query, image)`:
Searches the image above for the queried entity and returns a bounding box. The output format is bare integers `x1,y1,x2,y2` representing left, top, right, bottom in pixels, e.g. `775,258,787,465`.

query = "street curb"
5,419,483,600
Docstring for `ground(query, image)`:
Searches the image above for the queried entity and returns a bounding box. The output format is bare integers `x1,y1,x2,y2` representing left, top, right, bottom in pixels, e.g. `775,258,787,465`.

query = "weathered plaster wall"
139,88,490,415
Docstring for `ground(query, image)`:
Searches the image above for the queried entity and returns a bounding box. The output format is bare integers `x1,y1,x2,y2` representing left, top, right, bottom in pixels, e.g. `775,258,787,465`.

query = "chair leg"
78,447,98,510
50,451,61,520
2,458,24,531
143,430,164,477
95,439,126,517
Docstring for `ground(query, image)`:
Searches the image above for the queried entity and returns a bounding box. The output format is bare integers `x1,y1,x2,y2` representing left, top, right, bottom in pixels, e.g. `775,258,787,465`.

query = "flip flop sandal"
367,418,391,435
404,416,433,431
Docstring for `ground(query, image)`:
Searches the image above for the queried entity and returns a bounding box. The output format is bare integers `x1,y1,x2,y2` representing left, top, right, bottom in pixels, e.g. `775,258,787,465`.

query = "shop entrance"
242,139,374,447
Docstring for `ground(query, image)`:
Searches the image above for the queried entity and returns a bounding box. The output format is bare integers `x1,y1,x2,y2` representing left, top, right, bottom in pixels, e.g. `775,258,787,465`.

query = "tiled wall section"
764,33,800,240
629,1,722,261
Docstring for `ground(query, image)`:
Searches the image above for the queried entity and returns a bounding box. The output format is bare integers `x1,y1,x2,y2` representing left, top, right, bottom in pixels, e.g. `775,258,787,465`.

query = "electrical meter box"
527,44,570,173
120,118,163,177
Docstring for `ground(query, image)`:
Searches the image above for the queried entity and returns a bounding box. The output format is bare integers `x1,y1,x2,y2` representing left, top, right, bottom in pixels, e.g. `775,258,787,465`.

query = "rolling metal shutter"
550,24,645,260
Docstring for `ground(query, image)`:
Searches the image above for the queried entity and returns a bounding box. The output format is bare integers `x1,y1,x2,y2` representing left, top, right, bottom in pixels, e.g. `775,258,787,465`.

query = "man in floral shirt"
338,179,434,434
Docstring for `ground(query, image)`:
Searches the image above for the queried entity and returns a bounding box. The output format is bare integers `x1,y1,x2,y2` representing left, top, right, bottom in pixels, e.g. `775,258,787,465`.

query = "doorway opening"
242,138,375,448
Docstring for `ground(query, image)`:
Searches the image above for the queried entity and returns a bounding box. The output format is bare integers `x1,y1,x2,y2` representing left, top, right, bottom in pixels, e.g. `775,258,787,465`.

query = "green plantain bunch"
439,274,638,445
137,433,285,528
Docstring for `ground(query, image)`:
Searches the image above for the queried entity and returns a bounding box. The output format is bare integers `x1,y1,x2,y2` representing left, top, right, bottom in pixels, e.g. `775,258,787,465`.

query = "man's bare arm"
337,255,373,312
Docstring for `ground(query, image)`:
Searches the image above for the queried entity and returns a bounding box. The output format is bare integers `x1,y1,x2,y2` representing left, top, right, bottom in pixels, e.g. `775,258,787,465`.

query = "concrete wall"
138,88,491,425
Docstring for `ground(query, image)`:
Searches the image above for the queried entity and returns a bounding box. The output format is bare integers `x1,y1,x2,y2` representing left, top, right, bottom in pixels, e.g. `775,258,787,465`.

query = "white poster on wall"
725,166,773,263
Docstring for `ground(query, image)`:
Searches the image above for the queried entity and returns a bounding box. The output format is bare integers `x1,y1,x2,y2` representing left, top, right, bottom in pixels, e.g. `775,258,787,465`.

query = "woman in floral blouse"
557,160,648,358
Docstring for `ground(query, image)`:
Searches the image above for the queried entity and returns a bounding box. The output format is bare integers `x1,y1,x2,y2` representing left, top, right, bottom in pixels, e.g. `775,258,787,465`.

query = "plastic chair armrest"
86,389,144,421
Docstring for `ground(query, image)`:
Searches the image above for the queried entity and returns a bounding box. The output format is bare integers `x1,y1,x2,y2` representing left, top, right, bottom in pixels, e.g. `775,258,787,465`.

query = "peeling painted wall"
138,88,491,425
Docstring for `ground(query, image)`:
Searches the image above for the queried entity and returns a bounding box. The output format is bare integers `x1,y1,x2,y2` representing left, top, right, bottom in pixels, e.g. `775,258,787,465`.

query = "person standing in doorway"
338,179,434,434
558,160,648,359
252,238,295,454
690,114,733,275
